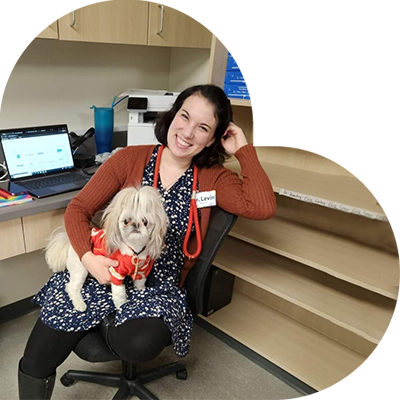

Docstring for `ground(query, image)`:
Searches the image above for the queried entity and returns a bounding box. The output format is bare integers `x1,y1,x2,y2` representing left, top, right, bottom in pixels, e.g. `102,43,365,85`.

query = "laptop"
0,124,91,198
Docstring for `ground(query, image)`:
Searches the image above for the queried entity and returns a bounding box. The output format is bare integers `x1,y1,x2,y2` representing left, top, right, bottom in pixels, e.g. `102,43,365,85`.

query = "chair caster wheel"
60,374,75,387
176,369,187,380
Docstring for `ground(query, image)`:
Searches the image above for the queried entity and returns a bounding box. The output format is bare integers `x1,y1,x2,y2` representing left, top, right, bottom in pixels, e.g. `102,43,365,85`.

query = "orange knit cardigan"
64,144,276,287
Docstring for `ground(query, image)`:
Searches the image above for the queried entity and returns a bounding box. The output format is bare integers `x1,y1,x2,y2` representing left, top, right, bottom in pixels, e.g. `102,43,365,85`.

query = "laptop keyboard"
21,173,87,190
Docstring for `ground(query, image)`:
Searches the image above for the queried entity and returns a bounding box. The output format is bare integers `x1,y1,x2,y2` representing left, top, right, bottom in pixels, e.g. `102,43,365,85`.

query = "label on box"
273,57,309,71
224,85,268,100
266,85,305,100
228,40,277,56
225,71,272,85
276,42,313,58
270,71,307,85
226,56,276,71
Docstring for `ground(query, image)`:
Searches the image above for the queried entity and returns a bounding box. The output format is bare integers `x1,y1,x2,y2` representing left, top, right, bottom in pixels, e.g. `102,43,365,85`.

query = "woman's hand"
81,251,117,285
221,122,248,155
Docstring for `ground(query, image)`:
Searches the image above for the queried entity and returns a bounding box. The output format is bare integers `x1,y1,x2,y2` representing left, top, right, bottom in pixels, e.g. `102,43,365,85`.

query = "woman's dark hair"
154,84,233,168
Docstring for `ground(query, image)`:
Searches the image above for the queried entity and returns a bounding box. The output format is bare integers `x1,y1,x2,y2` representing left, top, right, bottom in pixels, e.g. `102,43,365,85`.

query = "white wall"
0,38,172,134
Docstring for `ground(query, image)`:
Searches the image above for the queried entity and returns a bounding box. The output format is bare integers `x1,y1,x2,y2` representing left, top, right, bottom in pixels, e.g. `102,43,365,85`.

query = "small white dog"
45,186,168,311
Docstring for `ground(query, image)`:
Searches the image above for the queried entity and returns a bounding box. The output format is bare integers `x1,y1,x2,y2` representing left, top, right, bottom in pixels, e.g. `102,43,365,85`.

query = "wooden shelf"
225,159,385,219
230,98,362,115
199,290,365,391
230,216,399,299
214,237,396,344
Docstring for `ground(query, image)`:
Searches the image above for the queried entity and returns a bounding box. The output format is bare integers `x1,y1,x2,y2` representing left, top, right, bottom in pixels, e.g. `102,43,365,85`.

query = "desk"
0,190,78,307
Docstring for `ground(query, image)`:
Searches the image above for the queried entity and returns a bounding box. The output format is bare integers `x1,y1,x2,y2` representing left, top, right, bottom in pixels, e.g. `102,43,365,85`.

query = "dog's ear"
102,187,139,253
139,186,169,260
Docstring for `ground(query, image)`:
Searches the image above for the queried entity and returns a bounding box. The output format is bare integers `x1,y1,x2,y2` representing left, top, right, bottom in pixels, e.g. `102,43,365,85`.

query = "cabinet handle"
70,11,76,28
157,5,164,36
44,0,50,25
361,76,369,104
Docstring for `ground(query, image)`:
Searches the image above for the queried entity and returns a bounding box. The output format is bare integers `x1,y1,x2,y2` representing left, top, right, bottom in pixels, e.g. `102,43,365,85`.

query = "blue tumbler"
91,106,114,154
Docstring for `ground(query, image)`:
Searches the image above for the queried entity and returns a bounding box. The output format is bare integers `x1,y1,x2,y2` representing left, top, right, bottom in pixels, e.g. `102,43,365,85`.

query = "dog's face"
102,186,168,259
118,212,153,248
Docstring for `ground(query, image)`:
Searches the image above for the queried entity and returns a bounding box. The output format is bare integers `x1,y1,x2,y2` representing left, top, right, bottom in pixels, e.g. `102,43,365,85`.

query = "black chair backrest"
184,207,237,315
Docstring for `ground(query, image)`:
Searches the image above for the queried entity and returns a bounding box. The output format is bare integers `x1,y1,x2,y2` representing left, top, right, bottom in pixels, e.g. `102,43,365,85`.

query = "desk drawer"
0,219,26,260
23,209,66,253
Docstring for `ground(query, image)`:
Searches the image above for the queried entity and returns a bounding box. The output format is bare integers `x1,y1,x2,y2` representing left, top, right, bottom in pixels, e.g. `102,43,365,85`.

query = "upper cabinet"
58,0,149,46
0,0,58,39
148,3,212,48
38,1,211,49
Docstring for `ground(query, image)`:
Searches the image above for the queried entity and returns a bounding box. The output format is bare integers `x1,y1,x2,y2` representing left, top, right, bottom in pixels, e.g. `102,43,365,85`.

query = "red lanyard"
153,145,202,259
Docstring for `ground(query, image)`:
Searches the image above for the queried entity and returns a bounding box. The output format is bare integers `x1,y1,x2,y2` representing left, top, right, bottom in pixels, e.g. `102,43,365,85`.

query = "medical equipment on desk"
118,89,179,146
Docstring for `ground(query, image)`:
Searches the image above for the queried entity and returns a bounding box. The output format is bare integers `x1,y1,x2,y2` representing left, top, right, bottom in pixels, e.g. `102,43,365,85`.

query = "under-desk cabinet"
0,0,58,39
0,208,66,261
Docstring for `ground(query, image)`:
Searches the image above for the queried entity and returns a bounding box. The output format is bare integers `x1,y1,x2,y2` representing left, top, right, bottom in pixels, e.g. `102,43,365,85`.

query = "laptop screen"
0,125,75,180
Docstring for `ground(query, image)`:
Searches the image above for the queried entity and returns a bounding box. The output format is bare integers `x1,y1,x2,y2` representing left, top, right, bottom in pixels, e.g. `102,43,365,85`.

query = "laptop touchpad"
52,183,79,191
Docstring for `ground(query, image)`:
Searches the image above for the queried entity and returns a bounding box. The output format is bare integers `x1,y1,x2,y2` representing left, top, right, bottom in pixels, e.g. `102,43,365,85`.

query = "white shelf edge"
224,160,388,221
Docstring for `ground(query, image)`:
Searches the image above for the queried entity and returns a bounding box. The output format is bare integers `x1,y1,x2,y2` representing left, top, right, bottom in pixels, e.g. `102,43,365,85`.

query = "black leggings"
21,317,171,379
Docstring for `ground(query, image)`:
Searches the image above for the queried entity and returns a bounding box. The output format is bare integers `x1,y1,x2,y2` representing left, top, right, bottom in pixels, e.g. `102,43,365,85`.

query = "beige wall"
0,39,172,134
168,47,210,92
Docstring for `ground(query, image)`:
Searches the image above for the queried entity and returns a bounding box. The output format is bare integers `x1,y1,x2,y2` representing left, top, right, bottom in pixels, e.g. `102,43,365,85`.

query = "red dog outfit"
91,228,154,286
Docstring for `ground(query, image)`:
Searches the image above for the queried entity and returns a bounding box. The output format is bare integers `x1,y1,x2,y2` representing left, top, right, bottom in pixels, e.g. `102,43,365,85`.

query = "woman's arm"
64,147,133,260
216,123,276,219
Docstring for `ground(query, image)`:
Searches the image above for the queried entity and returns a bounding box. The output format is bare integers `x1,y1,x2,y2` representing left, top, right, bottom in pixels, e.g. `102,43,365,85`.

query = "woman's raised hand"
221,122,248,155
81,251,117,285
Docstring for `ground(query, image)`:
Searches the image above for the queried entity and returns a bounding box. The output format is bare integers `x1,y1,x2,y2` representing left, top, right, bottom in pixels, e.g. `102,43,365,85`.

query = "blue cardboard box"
224,85,305,100
224,83,250,100
228,40,278,56
225,71,272,85
273,57,310,71
228,40,313,58
270,71,307,85
226,56,276,71
275,42,314,58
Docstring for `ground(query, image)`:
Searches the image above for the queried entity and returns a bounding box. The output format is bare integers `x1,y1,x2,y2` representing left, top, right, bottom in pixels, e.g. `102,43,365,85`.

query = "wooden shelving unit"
230,216,398,299
225,157,385,219
214,238,400,370
205,36,399,392
199,290,365,391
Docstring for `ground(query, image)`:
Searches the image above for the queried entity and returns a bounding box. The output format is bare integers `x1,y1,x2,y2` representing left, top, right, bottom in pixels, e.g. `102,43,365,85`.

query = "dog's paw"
72,299,87,312
134,280,146,291
113,297,128,309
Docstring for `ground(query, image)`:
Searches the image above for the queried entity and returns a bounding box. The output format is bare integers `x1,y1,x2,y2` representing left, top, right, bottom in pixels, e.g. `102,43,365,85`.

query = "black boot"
18,359,55,400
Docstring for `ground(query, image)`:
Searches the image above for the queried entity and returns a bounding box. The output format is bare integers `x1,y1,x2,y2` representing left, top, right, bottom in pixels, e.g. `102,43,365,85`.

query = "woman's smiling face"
166,94,218,162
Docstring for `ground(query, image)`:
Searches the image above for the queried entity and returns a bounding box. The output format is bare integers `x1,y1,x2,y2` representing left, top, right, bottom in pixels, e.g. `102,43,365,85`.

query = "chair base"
60,360,187,400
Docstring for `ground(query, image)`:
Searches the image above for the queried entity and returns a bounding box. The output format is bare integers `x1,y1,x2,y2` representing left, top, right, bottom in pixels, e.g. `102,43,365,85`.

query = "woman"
18,84,276,399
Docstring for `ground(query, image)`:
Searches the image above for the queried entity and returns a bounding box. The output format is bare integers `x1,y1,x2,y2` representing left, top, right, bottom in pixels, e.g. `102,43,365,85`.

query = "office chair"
60,207,237,400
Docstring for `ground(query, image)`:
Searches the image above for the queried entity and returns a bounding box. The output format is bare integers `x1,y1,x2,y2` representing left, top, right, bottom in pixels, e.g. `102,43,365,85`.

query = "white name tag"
196,190,217,208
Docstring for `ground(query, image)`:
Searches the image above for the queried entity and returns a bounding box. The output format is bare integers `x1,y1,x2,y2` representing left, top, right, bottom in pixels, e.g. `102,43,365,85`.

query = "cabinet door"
148,3,212,48
58,0,149,45
0,219,26,260
0,0,58,39
22,209,66,253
